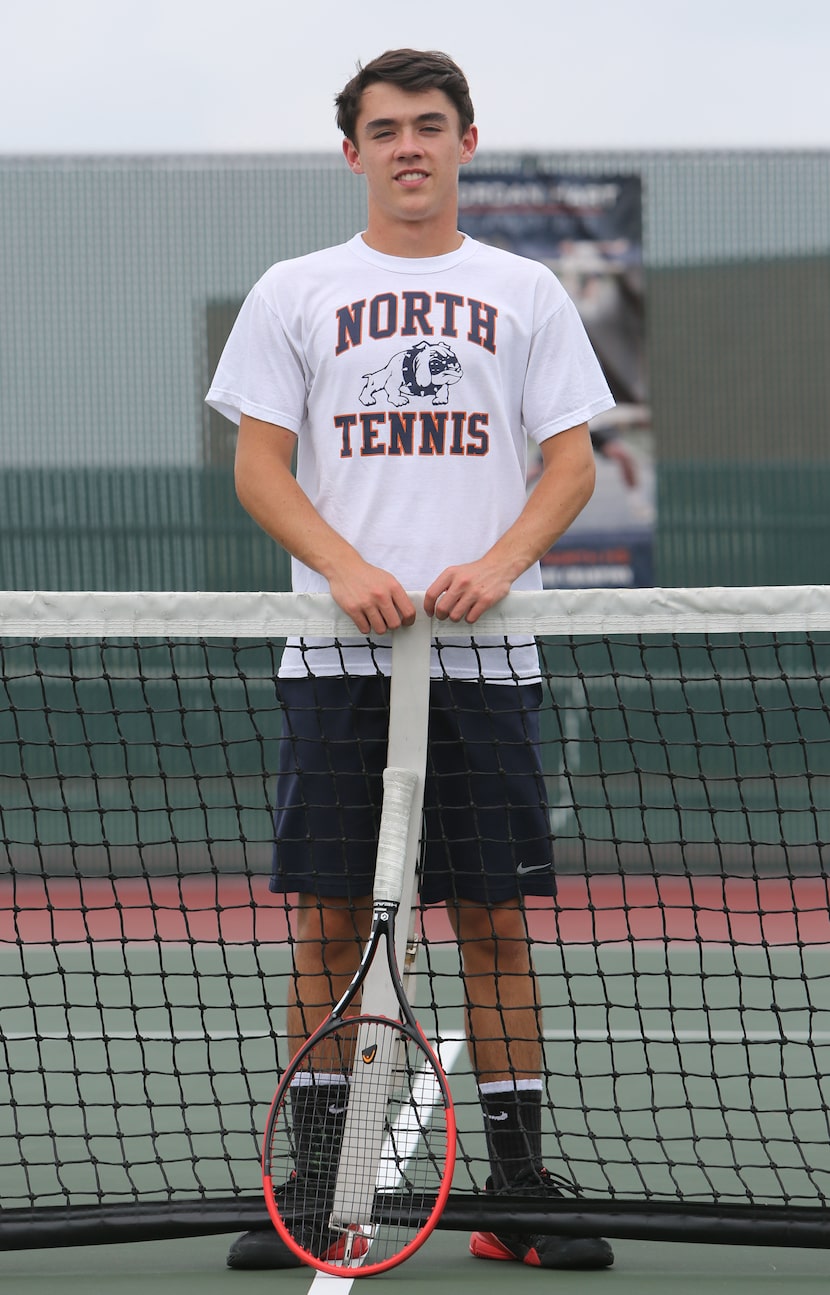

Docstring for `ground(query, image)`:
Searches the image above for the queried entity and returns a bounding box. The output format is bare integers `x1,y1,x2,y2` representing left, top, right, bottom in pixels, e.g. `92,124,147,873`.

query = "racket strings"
266,1018,453,1270
288,1075,351,1179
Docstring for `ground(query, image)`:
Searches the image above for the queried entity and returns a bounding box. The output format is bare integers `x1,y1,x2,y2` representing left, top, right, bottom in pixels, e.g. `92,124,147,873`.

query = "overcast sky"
2,0,829,155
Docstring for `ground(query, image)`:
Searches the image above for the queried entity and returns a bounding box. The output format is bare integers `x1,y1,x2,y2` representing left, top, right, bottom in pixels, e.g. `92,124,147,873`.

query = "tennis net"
2,586,830,1250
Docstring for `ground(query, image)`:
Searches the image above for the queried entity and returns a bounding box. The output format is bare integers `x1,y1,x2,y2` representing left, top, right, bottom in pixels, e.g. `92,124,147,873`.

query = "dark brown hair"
335,49,475,143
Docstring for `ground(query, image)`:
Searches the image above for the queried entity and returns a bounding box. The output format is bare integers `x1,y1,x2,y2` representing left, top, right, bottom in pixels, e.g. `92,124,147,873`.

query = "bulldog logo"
360,340,463,408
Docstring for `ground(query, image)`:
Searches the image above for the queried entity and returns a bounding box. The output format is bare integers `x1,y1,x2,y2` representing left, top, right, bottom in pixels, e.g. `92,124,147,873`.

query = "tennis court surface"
2,1232,830,1292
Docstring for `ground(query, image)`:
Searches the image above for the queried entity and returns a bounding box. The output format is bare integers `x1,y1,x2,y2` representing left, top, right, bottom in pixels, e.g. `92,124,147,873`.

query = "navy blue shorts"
270,675,554,906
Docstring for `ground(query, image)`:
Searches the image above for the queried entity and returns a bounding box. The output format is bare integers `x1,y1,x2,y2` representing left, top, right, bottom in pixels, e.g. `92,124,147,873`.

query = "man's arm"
234,413,416,635
424,422,596,624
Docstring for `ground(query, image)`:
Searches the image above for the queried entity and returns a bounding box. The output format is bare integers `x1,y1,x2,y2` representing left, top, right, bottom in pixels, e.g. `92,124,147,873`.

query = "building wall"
1,152,828,589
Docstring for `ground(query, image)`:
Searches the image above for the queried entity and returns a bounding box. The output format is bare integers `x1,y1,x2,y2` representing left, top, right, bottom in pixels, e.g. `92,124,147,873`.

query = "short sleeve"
522,296,615,444
205,282,308,431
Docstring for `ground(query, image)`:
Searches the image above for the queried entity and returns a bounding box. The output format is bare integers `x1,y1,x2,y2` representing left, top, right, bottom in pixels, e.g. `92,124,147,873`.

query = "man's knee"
447,899,534,975
292,895,370,972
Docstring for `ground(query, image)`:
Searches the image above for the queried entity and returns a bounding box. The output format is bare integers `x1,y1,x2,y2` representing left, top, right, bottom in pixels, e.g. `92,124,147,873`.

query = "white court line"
307,1037,465,1293
376,1038,466,1190
8,1026,830,1045
309,1273,350,1294
1,1029,275,1041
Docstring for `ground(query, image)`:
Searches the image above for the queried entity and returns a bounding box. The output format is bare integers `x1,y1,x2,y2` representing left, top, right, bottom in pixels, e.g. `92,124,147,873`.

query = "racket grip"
374,767,419,905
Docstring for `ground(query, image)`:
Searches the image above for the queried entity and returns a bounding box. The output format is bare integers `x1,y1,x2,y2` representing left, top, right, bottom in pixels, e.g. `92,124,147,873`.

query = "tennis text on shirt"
334,292,498,457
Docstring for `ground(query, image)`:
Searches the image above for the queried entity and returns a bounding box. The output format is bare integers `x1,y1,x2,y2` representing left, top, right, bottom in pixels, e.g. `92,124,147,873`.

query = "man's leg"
447,895,541,1079
228,895,371,1270
287,893,372,1050
447,896,544,1182
230,673,386,1267
448,896,613,1270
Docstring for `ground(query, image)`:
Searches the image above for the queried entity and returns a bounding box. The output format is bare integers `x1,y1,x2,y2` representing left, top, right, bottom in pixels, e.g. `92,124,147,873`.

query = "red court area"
3,874,830,946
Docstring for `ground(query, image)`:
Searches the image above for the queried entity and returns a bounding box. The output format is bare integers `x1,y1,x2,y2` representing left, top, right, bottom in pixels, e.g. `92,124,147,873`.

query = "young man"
207,49,615,1271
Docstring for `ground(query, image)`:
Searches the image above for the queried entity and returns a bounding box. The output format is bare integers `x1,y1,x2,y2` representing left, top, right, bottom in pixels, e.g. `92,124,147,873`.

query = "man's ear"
343,138,363,175
459,124,478,167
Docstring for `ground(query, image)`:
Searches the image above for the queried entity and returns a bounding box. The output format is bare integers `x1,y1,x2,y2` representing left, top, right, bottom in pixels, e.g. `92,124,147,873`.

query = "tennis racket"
262,766,456,1276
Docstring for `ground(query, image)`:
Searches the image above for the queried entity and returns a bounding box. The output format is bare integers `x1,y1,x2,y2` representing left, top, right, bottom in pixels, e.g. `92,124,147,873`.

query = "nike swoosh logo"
486,1111,509,1121
328,1104,348,1115
516,861,552,876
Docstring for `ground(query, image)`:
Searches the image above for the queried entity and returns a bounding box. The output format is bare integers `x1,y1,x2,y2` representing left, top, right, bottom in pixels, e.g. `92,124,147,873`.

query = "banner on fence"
459,172,653,589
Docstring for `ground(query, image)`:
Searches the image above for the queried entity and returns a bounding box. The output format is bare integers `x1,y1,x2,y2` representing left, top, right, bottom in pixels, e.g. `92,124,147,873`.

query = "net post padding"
2,1195,830,1251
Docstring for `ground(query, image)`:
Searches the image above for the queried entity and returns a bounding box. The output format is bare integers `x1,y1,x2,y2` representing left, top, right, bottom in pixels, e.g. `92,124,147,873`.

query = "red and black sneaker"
229,1174,370,1270
469,1167,614,1271
226,1224,369,1270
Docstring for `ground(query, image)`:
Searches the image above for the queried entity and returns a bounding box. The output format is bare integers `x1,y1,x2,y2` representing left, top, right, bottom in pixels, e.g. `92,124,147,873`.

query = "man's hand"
235,415,415,635
423,424,597,624
424,560,512,625
329,559,416,635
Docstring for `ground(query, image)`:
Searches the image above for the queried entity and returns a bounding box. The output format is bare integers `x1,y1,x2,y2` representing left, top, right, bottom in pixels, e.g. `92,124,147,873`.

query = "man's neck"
360,216,465,259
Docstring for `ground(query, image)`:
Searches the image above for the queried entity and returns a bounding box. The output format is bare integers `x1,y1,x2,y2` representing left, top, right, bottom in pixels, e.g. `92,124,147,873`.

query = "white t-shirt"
206,233,614,679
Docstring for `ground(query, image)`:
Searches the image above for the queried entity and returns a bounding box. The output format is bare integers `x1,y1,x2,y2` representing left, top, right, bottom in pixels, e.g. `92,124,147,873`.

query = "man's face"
342,81,477,229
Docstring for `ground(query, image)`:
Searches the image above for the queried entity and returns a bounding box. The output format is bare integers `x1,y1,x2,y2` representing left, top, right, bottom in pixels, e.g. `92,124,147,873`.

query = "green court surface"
4,935,830,1257
0,1231,829,1293
4,938,830,1211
